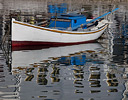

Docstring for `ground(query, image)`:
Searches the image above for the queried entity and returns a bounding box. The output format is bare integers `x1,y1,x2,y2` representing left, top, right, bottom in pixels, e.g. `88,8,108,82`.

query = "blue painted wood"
72,8,119,30
85,8,119,25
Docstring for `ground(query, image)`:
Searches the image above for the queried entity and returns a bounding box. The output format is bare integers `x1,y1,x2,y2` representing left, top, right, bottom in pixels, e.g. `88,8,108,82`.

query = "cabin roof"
53,13,86,20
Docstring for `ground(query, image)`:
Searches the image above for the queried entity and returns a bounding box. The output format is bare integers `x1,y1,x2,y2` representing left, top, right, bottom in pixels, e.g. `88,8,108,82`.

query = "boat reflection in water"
11,42,124,100
11,42,103,69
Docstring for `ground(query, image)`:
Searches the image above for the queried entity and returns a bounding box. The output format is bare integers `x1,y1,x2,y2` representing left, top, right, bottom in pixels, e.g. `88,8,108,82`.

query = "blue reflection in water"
58,54,86,65
71,55,86,66
58,54,103,66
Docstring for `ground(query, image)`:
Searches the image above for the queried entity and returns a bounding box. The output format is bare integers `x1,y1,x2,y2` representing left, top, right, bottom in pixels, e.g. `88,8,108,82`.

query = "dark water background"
0,3,128,100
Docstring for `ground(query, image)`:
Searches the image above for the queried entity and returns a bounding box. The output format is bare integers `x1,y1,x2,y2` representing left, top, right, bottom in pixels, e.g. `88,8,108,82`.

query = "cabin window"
74,20,77,23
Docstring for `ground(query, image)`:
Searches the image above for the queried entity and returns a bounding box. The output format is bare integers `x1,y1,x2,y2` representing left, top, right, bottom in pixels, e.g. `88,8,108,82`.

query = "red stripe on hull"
12,40,97,51
12,40,96,47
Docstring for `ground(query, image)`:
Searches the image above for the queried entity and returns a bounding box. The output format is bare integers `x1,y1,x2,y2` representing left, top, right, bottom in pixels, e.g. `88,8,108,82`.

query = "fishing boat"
11,4,119,47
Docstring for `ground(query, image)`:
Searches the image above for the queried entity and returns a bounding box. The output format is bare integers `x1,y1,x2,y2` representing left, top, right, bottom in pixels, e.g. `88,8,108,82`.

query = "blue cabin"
48,13,87,30
48,3,87,30
48,4,119,30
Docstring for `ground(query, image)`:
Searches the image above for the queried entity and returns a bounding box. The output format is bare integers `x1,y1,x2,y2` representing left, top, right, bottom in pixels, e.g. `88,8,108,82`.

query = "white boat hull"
12,19,108,47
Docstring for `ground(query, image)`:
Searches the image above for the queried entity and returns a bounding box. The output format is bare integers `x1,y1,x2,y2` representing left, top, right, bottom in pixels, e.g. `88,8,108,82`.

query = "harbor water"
0,1,128,100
